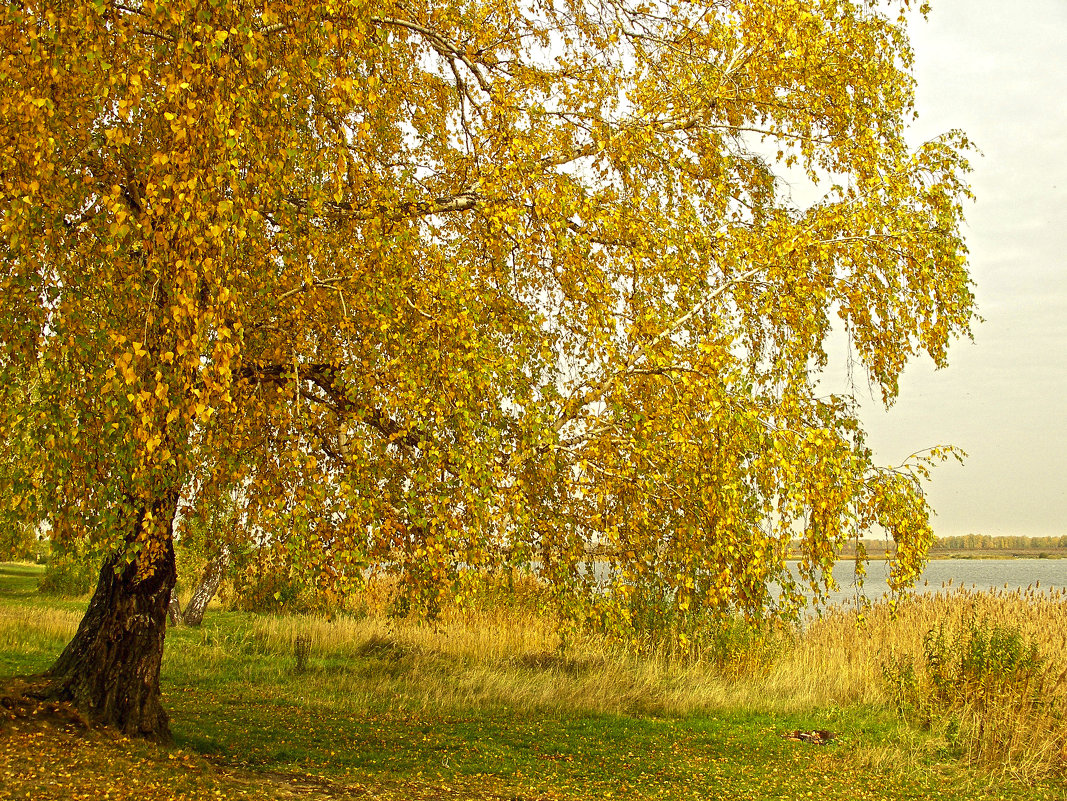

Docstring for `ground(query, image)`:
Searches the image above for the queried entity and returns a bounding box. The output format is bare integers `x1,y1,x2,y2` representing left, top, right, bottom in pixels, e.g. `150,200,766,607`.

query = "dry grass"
5,564,1065,782
0,604,81,654
237,584,1067,781
242,585,1067,711
246,603,718,715
741,587,1067,780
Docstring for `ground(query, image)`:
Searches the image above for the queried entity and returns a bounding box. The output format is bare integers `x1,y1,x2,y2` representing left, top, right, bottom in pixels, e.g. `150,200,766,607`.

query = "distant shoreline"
785,548,1067,561
930,550,1066,560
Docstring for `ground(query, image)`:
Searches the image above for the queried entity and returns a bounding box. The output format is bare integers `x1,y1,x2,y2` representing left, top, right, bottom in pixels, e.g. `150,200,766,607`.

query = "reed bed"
747,589,1054,701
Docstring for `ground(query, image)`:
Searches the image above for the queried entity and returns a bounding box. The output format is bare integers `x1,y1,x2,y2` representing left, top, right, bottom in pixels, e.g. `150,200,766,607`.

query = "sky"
851,0,1067,537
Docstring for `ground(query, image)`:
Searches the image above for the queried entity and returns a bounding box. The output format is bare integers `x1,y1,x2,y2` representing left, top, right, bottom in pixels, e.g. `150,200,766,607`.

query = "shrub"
884,613,1066,778
228,542,354,616
230,558,314,614
573,578,782,675
0,521,37,562
38,542,99,596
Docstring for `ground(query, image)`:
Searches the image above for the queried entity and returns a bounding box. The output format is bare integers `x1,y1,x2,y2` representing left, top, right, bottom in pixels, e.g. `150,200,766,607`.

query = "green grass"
1,562,1064,800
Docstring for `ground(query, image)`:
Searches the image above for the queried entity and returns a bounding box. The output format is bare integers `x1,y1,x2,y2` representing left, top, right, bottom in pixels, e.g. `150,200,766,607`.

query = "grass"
1,562,1065,800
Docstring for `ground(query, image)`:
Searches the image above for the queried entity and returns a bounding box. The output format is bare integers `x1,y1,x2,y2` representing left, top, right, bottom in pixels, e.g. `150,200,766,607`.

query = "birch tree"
0,0,974,739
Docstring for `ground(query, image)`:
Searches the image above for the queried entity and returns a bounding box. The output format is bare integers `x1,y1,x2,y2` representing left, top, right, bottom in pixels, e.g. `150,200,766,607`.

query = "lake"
803,557,1067,610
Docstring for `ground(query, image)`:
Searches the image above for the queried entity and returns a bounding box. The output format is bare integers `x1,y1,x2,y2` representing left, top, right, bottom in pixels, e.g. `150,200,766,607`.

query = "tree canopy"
0,0,974,736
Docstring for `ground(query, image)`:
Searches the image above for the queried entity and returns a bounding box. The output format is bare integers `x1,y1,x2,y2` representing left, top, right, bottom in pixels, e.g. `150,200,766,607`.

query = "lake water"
803,558,1067,610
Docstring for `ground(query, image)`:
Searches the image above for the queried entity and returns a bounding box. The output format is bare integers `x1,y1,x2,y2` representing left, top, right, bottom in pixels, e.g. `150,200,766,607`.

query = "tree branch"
283,188,483,222
553,266,761,433
370,16,493,95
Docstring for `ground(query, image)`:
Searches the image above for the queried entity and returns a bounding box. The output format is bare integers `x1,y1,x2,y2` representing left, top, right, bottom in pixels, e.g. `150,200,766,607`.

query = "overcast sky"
851,0,1067,537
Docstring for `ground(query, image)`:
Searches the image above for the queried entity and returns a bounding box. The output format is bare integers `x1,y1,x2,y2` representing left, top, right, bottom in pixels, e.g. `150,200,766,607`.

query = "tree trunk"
35,491,180,742
167,588,184,626
181,543,230,626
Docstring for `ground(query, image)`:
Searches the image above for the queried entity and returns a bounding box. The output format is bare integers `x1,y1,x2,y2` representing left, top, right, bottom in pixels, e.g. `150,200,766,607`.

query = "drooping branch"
278,188,483,223
240,363,430,455
553,266,761,433
370,16,494,95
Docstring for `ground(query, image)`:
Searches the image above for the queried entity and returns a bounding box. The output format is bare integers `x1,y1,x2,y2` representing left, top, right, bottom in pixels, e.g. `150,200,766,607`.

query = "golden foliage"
0,0,975,621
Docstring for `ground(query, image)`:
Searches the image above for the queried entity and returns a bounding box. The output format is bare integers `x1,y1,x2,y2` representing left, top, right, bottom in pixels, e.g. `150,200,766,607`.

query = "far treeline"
793,535,1067,557
930,534,1067,552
